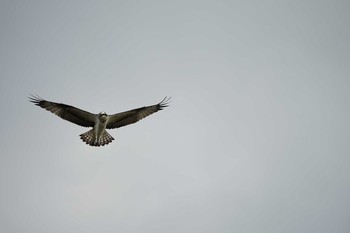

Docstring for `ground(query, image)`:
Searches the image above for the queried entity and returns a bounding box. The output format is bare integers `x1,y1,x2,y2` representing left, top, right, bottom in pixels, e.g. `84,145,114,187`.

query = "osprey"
29,95,170,147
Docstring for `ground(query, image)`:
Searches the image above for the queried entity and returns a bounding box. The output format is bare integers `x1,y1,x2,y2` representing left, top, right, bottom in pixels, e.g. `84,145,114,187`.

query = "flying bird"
29,95,170,147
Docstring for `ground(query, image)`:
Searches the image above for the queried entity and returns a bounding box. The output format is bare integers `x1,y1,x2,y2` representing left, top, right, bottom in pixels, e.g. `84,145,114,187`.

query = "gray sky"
1,1,349,232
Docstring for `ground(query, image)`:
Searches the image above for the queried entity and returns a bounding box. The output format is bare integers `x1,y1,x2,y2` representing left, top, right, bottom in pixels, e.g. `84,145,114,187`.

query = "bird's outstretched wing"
106,97,171,129
29,95,95,127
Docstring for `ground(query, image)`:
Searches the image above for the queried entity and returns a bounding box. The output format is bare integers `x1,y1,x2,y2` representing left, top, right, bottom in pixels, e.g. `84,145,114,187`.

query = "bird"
29,95,170,147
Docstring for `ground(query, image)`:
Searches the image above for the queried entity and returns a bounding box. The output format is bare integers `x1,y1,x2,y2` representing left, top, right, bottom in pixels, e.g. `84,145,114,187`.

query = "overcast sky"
1,1,349,232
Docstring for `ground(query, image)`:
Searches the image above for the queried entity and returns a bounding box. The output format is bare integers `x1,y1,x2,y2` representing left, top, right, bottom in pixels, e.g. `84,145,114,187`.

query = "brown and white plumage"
29,95,170,147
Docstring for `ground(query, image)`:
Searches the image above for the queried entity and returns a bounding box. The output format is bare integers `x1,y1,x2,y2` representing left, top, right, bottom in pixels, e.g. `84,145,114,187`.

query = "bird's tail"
79,129,115,147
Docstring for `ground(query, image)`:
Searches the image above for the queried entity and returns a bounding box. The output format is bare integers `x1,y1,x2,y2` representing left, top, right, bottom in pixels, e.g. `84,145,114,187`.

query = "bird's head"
98,112,108,122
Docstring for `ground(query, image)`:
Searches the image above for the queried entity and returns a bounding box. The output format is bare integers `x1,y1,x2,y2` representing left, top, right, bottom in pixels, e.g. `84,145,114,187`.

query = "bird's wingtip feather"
158,96,171,110
28,94,44,105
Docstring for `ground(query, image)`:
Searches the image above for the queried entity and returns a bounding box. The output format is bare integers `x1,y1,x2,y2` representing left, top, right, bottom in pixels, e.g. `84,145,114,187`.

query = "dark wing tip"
28,94,44,106
158,96,171,110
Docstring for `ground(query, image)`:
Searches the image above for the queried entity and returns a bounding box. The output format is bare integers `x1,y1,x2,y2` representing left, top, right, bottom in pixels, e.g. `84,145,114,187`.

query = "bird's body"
94,113,109,140
29,96,170,146
80,112,112,146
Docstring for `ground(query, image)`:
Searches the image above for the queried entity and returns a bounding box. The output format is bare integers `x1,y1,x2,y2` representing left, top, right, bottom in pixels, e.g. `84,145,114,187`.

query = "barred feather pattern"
79,129,115,147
